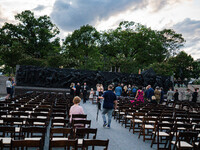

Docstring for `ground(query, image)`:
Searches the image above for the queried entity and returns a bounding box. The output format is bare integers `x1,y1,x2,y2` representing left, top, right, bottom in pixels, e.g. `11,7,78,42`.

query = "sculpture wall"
16,66,172,91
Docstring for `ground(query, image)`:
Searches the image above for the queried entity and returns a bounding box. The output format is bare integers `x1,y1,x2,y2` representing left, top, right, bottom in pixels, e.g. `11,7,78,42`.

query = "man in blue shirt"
147,85,154,101
115,84,122,96
99,85,117,128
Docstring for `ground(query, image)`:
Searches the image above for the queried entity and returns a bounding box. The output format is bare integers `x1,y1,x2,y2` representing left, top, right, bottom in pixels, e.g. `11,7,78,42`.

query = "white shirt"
6,80,12,88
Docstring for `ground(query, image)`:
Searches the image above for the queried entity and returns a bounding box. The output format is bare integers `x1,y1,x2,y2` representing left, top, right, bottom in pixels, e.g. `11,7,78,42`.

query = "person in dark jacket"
75,83,81,96
192,88,198,103
174,89,179,101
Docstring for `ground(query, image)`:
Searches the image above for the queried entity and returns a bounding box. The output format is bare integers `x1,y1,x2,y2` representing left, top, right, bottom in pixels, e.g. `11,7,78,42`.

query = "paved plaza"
81,100,155,150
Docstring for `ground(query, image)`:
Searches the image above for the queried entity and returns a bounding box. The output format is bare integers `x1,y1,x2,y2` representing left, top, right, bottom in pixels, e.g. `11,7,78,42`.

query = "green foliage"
147,62,173,76
0,11,192,77
63,24,102,70
168,51,197,80
0,10,61,74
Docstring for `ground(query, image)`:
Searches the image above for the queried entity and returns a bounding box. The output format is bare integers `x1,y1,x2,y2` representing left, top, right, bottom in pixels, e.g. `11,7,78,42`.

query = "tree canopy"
0,10,199,81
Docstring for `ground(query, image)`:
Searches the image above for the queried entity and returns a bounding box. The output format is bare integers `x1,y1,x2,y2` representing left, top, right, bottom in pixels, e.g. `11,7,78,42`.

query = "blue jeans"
102,108,114,126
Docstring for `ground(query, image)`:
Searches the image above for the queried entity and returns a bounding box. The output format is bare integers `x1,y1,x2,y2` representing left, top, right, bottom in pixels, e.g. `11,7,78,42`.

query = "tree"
99,21,185,73
168,51,196,80
63,25,102,70
0,10,60,73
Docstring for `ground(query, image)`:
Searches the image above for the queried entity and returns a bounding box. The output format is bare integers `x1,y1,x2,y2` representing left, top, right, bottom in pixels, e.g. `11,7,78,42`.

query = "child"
89,88,94,103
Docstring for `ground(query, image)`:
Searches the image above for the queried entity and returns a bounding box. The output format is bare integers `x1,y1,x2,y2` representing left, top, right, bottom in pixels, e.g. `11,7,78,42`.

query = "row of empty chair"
113,96,200,150
0,92,109,149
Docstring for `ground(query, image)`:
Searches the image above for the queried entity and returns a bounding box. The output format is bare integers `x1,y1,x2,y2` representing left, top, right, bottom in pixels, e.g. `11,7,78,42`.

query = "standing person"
96,84,100,97
132,85,137,98
174,89,179,101
99,85,117,129
10,77,16,99
6,78,12,100
89,88,94,103
167,88,174,101
154,86,161,104
127,84,132,96
135,86,144,103
69,96,84,123
160,87,164,104
75,83,81,96
123,85,128,96
192,89,198,103
147,85,154,101
70,83,76,101
185,89,192,101
82,82,89,103
115,83,122,96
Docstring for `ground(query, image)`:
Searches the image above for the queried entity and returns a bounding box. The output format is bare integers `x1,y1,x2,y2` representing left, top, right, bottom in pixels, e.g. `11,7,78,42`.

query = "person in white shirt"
6,78,12,99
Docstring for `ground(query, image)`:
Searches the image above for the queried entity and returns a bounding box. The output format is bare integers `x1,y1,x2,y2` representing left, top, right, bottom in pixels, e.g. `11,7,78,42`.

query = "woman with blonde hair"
69,96,84,122
70,83,76,100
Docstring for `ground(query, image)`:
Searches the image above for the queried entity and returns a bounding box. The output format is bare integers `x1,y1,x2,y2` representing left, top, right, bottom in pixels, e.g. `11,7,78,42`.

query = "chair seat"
52,138,68,141
15,127,20,132
134,119,142,123
153,131,169,136
195,142,199,146
0,120,3,124
162,121,170,124
34,122,45,125
53,123,64,126
119,112,125,115
198,133,200,138
37,116,47,119
0,137,12,144
125,115,132,119
171,141,193,148
78,139,83,145
54,117,64,119
144,124,154,129
24,137,41,140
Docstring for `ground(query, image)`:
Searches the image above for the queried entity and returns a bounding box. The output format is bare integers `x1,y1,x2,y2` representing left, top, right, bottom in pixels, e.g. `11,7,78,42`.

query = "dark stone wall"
16,66,172,91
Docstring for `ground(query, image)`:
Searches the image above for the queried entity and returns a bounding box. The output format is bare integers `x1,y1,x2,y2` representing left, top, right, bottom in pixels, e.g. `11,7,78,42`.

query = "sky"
0,0,200,59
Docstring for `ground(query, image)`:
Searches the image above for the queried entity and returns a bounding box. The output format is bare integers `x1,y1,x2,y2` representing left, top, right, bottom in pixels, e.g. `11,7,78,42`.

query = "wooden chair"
71,114,87,120
151,123,174,149
52,113,66,119
122,109,136,128
50,128,73,141
0,126,16,148
10,139,43,150
129,112,145,134
49,139,78,150
72,120,91,130
173,131,198,150
51,119,69,128
82,139,109,150
26,118,47,127
75,128,97,146
138,117,158,142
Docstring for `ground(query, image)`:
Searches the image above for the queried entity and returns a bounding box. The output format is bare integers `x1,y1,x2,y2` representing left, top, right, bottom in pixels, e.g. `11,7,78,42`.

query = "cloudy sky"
0,0,200,59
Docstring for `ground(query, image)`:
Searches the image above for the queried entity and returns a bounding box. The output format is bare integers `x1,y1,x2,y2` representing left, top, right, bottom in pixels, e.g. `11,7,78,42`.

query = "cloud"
172,18,200,59
33,5,46,11
50,0,190,32
50,0,149,31
0,5,6,26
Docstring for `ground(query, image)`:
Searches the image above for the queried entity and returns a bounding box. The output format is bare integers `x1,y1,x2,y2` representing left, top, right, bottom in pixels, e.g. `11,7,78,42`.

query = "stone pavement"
81,100,156,150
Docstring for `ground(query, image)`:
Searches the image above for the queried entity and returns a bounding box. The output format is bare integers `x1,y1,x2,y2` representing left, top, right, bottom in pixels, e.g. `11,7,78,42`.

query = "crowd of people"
69,82,200,105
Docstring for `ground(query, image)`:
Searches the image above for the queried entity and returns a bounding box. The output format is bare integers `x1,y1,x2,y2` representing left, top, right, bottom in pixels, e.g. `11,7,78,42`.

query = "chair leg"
151,133,156,148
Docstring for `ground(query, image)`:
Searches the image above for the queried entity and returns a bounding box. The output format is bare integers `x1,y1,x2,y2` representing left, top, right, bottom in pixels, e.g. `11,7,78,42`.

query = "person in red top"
135,86,144,103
